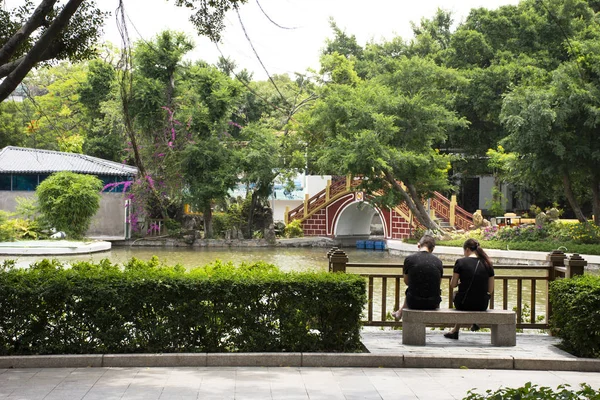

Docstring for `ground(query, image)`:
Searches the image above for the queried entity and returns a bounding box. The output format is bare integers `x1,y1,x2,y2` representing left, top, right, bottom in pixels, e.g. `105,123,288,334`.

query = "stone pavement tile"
42,389,89,400
82,388,126,399
271,393,309,400
120,388,163,400
550,370,600,388
6,390,51,400
194,386,235,400
157,388,200,399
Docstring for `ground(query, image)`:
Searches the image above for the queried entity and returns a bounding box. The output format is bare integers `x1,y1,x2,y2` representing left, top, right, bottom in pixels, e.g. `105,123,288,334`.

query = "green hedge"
549,275,600,358
0,258,366,355
464,382,599,399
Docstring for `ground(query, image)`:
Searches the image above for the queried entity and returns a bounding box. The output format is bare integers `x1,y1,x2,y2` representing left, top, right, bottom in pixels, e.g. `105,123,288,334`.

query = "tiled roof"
0,147,138,176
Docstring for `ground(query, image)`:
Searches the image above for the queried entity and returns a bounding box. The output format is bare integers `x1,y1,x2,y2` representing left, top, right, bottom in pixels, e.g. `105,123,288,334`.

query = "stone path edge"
1,353,599,371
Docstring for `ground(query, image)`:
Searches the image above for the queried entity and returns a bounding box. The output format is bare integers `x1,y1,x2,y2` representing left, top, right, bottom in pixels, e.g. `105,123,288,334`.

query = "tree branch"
0,42,63,79
0,0,59,65
0,0,84,103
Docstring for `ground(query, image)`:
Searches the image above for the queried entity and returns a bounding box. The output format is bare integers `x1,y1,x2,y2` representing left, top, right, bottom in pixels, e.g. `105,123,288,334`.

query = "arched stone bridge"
285,176,473,239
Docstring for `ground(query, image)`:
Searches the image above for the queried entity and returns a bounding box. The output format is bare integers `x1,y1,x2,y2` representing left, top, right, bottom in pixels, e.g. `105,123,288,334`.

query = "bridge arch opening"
333,201,385,239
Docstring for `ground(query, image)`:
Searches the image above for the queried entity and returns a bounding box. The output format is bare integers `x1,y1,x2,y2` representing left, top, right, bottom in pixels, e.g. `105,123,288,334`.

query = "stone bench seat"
402,309,517,347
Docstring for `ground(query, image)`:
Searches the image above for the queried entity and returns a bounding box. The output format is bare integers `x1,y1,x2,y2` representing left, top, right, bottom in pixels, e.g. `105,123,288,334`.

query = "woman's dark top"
453,257,494,311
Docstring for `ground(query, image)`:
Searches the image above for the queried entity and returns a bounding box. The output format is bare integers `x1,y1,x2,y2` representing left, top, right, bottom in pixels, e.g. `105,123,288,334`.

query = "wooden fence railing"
327,248,586,330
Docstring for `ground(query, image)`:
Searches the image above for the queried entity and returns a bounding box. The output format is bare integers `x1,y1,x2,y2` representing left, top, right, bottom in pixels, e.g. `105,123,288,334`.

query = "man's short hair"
418,235,436,251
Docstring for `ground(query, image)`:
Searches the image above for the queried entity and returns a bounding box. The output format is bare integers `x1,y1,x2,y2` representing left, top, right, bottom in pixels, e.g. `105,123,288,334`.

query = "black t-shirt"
453,257,495,298
403,251,444,300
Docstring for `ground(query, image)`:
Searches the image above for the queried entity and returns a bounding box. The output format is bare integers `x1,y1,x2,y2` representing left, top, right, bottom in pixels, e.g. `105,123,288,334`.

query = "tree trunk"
406,183,444,232
247,191,258,239
0,0,84,102
592,174,600,226
562,172,587,223
383,171,443,232
203,204,213,239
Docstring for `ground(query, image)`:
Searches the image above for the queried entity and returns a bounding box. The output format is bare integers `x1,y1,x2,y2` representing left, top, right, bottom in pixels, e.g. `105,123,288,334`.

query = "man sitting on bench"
392,235,443,320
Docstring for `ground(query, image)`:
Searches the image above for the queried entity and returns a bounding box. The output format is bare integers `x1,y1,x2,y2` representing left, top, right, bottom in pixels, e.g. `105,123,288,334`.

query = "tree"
178,63,244,237
182,137,239,238
18,62,88,152
78,58,124,162
302,53,466,231
0,0,107,102
170,0,248,42
36,171,103,239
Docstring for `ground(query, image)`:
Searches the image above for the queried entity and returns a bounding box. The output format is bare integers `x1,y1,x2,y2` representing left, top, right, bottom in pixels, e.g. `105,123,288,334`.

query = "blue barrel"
365,240,375,249
356,240,366,249
374,241,385,250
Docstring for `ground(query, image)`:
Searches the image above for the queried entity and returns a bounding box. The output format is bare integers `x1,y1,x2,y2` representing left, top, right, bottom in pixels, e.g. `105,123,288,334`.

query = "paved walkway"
2,329,599,399
1,366,599,400
360,328,597,370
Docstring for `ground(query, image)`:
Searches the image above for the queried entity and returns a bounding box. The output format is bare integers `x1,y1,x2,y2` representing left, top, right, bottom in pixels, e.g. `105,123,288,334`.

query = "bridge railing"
286,175,358,223
431,192,474,231
327,248,586,329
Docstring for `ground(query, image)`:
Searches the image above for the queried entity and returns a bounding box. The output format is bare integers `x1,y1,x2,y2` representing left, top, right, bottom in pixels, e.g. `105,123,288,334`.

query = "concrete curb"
1,353,599,371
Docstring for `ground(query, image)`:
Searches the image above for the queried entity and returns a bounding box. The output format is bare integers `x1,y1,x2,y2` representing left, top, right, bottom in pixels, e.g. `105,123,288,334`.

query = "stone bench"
402,309,517,347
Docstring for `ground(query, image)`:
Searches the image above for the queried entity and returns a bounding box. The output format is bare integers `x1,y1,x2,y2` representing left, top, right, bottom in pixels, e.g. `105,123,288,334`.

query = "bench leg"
491,324,516,346
402,322,426,346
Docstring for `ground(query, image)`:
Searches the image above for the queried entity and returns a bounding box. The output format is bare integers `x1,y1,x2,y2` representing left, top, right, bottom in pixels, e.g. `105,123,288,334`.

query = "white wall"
272,199,302,222
305,175,331,195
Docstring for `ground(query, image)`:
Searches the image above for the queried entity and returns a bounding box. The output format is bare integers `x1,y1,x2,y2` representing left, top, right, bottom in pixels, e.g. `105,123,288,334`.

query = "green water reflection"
0,246,402,272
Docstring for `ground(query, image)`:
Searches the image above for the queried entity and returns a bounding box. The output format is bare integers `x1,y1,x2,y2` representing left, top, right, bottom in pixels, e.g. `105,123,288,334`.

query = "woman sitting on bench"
444,238,495,340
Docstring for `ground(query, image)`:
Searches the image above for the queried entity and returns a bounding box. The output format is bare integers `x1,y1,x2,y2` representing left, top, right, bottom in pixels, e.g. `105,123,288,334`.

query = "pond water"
0,246,401,272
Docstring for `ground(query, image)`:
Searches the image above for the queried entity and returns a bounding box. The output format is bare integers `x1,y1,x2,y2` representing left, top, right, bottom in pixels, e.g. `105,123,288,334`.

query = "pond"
0,246,402,272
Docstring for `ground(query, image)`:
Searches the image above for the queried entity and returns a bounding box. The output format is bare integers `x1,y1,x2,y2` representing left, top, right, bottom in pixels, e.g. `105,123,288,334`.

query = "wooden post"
449,195,457,227
567,254,587,278
546,250,566,327
330,249,348,273
346,173,352,191
304,194,309,218
326,179,331,202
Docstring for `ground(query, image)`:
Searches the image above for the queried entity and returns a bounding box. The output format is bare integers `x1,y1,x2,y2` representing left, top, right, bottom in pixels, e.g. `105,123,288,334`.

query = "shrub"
284,219,304,238
36,172,103,239
464,382,599,399
568,222,600,244
0,258,366,354
494,225,547,242
549,275,600,358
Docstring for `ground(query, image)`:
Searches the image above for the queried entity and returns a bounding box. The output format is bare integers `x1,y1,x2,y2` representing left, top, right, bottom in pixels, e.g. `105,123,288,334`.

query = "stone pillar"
346,174,352,191
284,206,289,225
330,249,348,273
567,254,587,278
326,180,331,202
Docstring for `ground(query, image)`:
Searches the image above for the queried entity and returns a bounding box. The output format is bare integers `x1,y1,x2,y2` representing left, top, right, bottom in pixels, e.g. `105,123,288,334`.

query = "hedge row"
0,257,366,355
549,275,600,358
